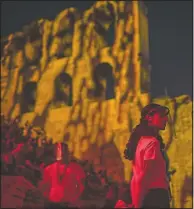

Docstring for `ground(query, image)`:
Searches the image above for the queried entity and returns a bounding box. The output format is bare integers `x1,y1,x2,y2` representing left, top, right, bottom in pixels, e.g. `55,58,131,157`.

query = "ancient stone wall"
1,1,192,208
1,0,149,182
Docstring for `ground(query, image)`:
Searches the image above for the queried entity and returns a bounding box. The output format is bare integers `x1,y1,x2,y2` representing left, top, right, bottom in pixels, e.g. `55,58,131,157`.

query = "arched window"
21,82,37,113
92,62,115,100
93,2,116,46
53,72,72,107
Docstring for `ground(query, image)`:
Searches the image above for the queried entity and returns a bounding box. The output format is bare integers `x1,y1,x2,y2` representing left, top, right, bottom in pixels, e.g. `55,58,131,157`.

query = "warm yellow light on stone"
0,2,192,207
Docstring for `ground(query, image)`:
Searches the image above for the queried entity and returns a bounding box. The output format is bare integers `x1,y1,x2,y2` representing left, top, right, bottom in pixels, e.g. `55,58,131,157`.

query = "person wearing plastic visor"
124,103,171,208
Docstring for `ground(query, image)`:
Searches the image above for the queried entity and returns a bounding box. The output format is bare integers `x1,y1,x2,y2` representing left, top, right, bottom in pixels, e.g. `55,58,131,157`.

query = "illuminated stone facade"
1,1,192,208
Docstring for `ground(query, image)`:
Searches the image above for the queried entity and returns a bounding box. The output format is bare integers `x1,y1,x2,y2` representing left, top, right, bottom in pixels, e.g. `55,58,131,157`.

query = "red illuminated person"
39,142,86,208
124,103,171,208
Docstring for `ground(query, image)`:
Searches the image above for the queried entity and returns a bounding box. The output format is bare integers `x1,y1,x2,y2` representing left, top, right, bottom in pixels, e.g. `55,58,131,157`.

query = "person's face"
23,128,29,136
56,143,62,161
56,143,69,163
148,112,168,130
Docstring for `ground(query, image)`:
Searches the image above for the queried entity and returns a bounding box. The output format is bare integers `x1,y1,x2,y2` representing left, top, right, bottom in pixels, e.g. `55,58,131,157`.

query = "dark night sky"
1,1,193,99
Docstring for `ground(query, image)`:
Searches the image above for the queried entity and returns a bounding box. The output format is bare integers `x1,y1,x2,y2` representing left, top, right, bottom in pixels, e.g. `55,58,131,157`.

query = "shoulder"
68,162,86,176
44,162,57,171
68,162,83,170
138,136,159,150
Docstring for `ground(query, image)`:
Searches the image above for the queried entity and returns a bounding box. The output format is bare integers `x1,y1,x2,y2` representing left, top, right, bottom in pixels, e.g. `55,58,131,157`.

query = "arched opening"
21,82,37,114
53,72,72,107
92,62,115,100
93,2,116,46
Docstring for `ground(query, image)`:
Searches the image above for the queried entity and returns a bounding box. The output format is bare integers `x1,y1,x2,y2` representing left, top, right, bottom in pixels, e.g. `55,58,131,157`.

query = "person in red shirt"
39,142,86,208
124,103,171,208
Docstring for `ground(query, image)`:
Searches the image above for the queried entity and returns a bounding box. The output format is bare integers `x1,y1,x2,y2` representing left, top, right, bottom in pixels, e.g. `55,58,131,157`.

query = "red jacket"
39,161,86,204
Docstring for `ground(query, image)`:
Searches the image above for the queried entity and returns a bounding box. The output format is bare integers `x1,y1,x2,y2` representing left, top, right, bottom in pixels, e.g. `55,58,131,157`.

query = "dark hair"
124,121,165,161
141,103,169,119
124,103,169,161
